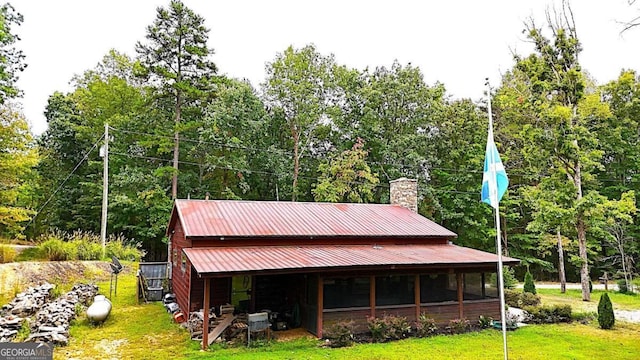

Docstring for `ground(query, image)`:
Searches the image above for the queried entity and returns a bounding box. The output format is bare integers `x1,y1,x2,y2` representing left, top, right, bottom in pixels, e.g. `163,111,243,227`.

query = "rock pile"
1,283,55,317
0,283,55,342
26,284,98,346
0,315,25,342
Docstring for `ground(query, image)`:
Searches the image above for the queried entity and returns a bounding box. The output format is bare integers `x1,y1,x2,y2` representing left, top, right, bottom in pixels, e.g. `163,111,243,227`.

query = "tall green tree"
0,3,25,103
0,104,37,238
597,70,640,282
522,173,575,292
313,138,379,203
496,9,617,300
349,62,445,188
135,0,217,199
194,78,267,199
425,99,495,251
262,44,336,201
36,52,148,233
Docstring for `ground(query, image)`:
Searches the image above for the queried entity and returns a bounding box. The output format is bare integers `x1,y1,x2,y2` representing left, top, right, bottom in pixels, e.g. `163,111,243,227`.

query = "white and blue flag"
481,125,508,209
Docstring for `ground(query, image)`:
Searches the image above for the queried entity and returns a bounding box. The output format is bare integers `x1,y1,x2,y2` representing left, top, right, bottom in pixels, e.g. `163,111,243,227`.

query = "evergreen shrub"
597,293,615,329
523,271,536,294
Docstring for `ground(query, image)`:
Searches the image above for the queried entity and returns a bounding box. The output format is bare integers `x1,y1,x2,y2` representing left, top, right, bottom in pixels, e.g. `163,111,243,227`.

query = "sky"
14,0,640,135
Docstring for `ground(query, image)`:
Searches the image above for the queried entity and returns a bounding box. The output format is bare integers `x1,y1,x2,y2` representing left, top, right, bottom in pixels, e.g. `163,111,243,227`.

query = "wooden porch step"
203,314,236,346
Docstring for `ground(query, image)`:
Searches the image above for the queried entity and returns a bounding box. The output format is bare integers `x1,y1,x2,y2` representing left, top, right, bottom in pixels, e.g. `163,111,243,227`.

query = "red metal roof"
184,244,519,276
171,199,457,239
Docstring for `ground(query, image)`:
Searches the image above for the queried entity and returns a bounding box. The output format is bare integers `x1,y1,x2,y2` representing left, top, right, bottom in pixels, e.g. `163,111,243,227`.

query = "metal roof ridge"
175,198,401,206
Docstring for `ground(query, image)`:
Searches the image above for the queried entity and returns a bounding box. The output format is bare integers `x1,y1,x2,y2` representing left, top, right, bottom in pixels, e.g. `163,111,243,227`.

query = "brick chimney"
389,178,418,212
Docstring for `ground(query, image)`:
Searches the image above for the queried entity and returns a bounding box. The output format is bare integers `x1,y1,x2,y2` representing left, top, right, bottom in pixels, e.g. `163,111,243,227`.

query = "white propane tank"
86,295,112,323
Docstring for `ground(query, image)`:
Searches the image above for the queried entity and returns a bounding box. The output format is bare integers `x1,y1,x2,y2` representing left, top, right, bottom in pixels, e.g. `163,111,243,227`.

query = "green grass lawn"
55,264,198,360
537,288,640,311
3,265,638,359
189,322,640,360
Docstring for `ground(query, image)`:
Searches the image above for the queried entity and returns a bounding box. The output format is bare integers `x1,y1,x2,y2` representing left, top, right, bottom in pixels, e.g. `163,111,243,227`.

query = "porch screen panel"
323,277,370,309
375,275,414,306
463,273,483,300
420,274,457,303
485,272,498,298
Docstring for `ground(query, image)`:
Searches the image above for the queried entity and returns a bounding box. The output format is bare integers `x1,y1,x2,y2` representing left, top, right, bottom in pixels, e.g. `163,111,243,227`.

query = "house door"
231,275,251,312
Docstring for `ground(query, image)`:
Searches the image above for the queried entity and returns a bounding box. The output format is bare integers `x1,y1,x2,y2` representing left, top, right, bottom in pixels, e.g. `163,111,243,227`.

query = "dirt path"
516,282,619,291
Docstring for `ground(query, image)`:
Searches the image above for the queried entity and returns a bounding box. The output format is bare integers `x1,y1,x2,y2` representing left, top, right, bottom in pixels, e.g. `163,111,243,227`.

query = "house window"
420,273,457,303
181,253,186,273
173,248,178,266
375,275,414,306
324,277,370,309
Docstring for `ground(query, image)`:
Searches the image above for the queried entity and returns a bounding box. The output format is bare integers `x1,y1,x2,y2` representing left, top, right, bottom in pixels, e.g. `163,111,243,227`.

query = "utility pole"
100,123,109,256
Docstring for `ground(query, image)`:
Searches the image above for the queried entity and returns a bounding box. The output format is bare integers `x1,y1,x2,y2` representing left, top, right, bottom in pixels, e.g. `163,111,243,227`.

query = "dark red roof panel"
173,200,457,238
184,244,519,276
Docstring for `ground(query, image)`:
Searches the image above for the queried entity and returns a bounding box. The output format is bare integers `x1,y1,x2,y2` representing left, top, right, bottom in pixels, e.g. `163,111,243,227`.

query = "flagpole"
486,79,508,360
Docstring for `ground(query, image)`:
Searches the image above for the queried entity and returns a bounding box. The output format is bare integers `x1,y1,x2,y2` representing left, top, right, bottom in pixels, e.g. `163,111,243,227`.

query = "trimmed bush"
324,320,355,348
523,305,572,324
572,311,596,325
523,271,536,294
597,293,615,329
519,292,541,307
415,313,438,338
367,314,411,342
505,289,520,307
447,318,470,334
505,289,540,308
387,315,411,340
367,316,387,343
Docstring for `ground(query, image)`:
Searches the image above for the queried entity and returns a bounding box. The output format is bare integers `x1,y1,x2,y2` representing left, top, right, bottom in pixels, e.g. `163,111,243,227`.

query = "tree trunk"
575,163,590,301
172,91,182,200
557,229,566,294
292,129,299,202
619,239,629,293
502,215,509,256
572,118,589,301
577,215,589,301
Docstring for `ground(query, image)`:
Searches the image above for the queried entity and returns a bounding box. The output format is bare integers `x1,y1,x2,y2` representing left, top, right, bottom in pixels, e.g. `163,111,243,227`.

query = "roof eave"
193,260,520,278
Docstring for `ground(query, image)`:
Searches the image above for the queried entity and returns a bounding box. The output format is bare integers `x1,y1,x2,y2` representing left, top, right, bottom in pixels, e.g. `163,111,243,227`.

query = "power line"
25,134,105,230
115,126,628,180
109,126,294,156
107,126,640,192
109,151,482,195
108,126,526,176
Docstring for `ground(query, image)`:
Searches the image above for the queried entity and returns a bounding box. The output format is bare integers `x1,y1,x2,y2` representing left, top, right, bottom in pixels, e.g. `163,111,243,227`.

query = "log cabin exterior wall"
189,276,231,312
463,299,500,320
169,221,191,314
